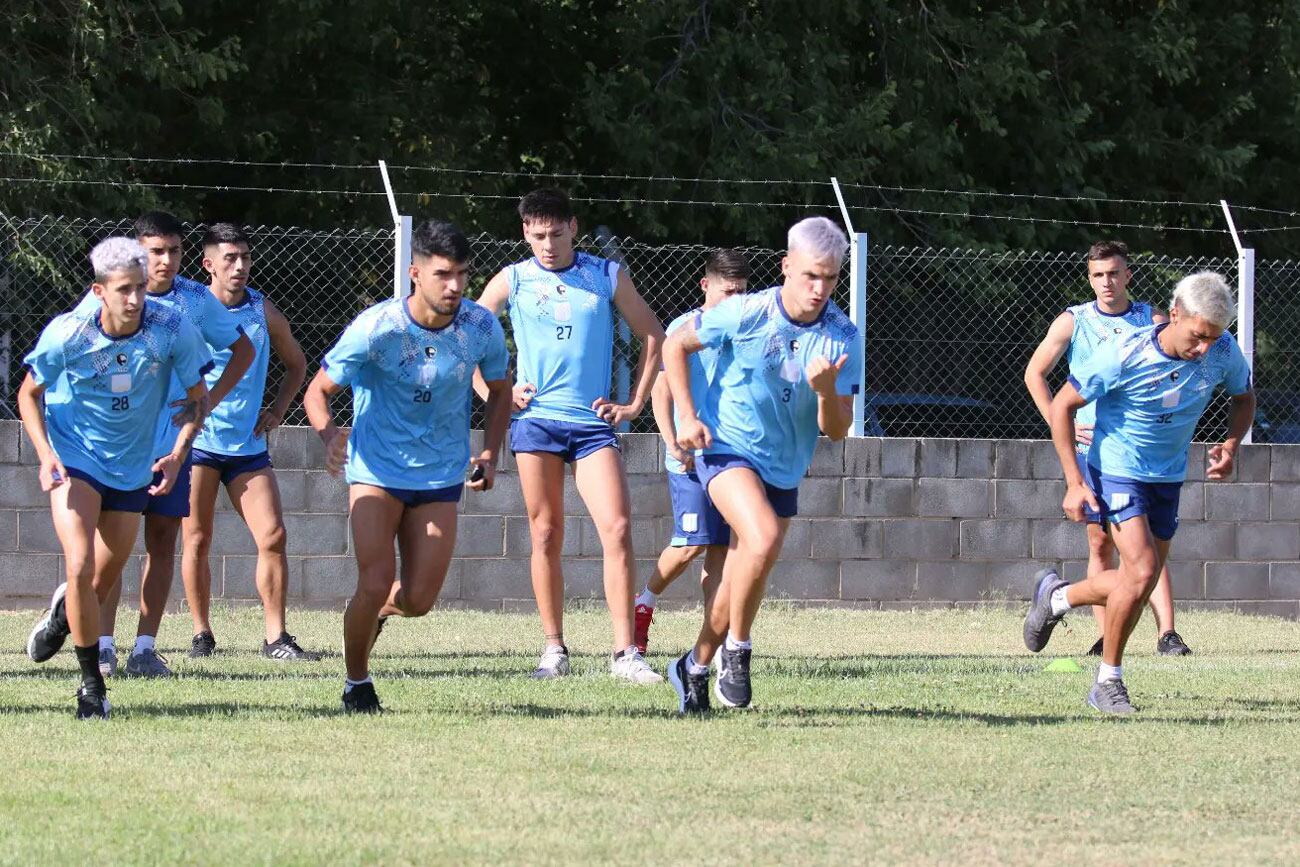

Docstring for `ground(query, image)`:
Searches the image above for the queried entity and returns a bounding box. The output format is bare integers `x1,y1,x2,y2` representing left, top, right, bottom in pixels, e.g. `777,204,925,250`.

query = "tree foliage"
3,0,1300,254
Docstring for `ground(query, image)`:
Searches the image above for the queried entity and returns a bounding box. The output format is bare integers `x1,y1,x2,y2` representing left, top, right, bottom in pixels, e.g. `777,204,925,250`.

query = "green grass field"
2,603,1299,865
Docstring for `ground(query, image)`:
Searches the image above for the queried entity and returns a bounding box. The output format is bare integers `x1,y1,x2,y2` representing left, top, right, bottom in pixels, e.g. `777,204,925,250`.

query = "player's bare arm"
809,354,853,440
255,298,308,437
1048,381,1099,520
1024,310,1075,424
1207,390,1257,480
592,271,665,428
662,323,710,450
303,368,349,476
151,378,210,496
17,372,66,491
208,331,255,406
471,374,513,492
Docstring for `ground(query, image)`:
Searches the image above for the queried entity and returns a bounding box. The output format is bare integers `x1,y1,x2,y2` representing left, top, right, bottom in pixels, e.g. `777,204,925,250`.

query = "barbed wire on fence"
0,213,1289,442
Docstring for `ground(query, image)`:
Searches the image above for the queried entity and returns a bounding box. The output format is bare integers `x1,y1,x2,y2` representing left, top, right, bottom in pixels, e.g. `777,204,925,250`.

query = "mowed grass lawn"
1,603,1299,865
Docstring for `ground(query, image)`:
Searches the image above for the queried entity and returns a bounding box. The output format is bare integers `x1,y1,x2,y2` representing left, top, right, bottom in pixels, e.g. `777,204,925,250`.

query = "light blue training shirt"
322,297,509,490
695,286,862,490
26,300,212,490
1070,324,1251,483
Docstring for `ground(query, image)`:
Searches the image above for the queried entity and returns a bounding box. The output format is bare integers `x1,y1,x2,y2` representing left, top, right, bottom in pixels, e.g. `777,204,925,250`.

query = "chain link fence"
0,214,1279,442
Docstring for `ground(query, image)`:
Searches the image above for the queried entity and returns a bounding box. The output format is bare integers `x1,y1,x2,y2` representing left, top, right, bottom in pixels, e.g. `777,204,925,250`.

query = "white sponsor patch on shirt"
780,357,802,384
681,512,699,533
110,373,131,393
553,302,572,323
1162,389,1181,408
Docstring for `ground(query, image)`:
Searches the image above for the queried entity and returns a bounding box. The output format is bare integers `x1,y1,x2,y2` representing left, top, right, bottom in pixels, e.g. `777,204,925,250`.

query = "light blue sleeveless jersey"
25,300,212,490
195,287,270,456
695,287,862,490
72,275,244,458
1066,300,1155,449
1070,325,1251,483
505,252,620,425
322,297,509,490
664,308,723,475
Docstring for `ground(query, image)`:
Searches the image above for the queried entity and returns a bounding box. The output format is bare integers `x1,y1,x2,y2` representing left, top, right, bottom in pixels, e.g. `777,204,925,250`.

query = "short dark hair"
518,188,574,224
202,222,249,250
134,210,186,240
704,249,750,281
1087,240,1129,264
412,220,472,263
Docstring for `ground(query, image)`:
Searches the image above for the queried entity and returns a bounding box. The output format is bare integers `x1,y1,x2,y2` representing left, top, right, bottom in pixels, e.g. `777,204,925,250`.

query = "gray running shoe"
124,647,174,678
530,645,570,679
1023,568,1069,653
1087,679,1136,715
98,646,118,678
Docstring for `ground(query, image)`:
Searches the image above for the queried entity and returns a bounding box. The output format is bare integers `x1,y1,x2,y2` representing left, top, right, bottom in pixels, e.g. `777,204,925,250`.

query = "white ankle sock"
133,635,155,654
635,588,657,607
725,633,752,651
98,636,115,652
1097,663,1123,684
686,650,709,675
1050,586,1073,617
344,677,372,693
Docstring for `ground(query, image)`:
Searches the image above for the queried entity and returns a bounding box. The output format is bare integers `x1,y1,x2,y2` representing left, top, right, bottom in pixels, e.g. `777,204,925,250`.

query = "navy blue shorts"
66,467,150,514
695,453,799,519
668,471,730,547
1085,463,1182,541
145,454,193,518
1076,451,1103,525
509,417,619,463
372,482,464,508
192,448,273,486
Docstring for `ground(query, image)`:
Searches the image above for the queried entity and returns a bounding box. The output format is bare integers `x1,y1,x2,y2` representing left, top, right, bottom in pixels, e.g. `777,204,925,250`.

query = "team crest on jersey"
555,284,567,296
1113,327,1122,334
424,346,437,359
1170,371,1180,382
790,338,801,353
115,352,127,365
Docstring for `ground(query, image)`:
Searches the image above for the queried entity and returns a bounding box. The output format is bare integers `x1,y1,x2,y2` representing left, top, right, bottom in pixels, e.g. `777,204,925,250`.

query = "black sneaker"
1086,636,1104,657
189,631,217,658
262,633,322,661
75,685,111,720
714,644,752,709
1157,630,1193,656
27,583,71,663
667,652,711,714
342,682,383,714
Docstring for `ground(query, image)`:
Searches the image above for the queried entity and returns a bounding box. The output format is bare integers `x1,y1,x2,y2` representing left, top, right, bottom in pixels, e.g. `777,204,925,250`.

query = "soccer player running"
664,217,861,712
1023,272,1254,714
634,249,750,654
1024,240,1192,657
21,238,211,719
475,189,665,683
304,220,512,713
90,212,255,678
181,223,318,660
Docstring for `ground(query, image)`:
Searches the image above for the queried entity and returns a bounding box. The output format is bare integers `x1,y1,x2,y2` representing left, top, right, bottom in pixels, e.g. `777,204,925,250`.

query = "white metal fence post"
377,160,411,299
830,177,868,436
1220,199,1255,443
1238,245,1256,443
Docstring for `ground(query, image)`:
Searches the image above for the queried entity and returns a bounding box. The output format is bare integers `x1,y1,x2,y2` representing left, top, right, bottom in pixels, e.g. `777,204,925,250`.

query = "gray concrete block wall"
1,421,1297,617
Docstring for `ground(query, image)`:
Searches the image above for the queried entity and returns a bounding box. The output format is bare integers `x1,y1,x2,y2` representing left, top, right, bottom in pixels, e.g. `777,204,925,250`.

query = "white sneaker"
530,645,570,679
610,648,663,684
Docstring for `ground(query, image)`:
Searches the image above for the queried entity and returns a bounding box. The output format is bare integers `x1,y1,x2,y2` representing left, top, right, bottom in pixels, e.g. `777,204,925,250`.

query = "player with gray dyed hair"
1171,271,1236,328
788,216,849,263
89,237,148,282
